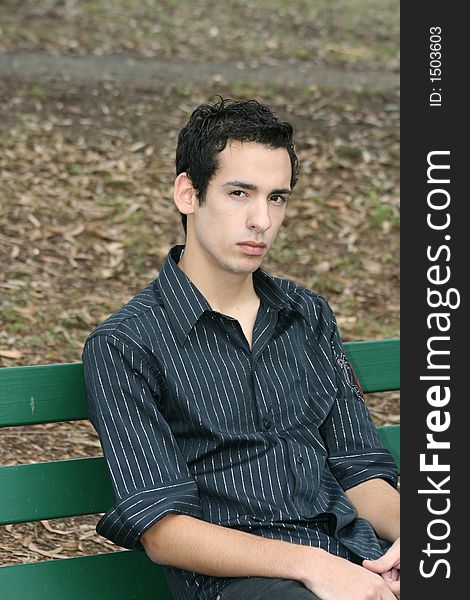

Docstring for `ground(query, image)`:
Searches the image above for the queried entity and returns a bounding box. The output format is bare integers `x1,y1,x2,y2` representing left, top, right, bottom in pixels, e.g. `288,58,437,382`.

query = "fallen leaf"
362,259,382,274
13,306,36,317
129,141,147,153
40,521,75,536
27,214,41,228
316,261,331,273
0,349,23,359
28,543,68,559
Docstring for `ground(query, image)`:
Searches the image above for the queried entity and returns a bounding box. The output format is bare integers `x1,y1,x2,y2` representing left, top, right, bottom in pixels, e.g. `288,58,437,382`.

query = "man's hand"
298,548,398,600
362,538,400,598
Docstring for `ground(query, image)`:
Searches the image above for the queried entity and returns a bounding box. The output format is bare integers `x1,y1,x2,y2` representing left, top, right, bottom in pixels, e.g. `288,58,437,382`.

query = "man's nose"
247,199,271,233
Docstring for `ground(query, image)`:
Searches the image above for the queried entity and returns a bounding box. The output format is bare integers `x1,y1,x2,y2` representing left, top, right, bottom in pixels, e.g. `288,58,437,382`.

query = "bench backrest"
0,339,400,599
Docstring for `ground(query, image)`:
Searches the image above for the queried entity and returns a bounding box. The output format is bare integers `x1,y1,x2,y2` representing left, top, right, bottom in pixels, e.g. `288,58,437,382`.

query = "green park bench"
0,338,400,599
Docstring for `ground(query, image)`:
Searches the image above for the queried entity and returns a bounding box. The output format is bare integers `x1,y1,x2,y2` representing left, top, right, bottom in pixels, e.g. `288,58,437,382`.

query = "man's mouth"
237,241,267,256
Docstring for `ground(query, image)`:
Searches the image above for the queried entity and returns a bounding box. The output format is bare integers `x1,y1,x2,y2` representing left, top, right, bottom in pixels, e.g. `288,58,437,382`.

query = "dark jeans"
215,577,320,600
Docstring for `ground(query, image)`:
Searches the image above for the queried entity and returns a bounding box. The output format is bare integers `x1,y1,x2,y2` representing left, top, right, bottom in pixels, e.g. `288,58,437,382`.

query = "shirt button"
296,455,304,464
264,420,272,430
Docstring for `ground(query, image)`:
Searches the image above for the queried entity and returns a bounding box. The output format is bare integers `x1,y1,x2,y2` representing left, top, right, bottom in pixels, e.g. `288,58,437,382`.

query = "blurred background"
0,0,399,564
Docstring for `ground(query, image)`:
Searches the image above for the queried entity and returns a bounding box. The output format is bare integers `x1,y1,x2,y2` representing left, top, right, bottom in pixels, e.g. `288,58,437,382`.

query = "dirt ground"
0,0,400,566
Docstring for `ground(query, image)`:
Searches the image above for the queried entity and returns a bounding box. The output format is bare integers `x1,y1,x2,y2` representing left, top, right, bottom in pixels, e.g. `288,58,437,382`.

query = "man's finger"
363,556,395,573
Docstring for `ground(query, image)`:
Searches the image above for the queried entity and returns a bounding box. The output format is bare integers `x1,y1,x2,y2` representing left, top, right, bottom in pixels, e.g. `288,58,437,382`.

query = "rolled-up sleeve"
319,304,399,491
82,333,203,549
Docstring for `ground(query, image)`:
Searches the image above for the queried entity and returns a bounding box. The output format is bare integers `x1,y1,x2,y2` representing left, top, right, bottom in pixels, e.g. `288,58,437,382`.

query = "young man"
83,98,400,600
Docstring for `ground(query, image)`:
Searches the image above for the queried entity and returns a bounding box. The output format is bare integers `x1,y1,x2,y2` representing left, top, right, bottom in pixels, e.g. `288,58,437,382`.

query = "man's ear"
174,173,198,216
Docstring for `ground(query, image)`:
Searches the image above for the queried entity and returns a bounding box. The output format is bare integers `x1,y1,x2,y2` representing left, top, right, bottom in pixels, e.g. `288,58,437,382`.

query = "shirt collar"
253,269,292,312
157,245,212,345
157,245,296,345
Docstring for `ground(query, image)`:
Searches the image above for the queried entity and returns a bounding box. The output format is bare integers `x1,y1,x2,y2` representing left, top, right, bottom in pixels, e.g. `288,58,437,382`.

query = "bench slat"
0,363,86,426
1,550,172,600
344,339,399,393
0,425,400,526
0,457,113,525
0,340,399,426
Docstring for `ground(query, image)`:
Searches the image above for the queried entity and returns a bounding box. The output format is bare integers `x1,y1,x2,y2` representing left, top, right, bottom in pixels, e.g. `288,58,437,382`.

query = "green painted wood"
0,550,172,600
0,363,87,426
0,425,400,526
0,340,400,427
0,457,113,525
377,424,400,473
344,339,400,393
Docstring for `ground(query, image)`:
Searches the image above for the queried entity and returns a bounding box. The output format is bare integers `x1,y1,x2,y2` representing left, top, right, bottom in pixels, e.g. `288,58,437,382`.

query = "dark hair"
175,97,299,233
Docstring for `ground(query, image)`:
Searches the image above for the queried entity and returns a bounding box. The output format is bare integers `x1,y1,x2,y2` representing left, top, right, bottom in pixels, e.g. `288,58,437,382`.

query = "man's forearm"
141,513,312,581
346,478,400,542
141,513,398,599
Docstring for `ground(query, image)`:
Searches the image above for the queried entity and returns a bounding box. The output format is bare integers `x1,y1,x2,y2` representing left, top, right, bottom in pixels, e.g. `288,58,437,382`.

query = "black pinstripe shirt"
83,245,398,600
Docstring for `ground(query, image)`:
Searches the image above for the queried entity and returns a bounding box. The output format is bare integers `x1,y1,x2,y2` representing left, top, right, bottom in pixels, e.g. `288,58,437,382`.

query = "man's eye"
230,190,246,197
270,195,287,204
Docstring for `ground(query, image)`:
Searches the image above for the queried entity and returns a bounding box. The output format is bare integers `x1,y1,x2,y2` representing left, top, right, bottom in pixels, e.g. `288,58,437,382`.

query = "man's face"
186,140,292,277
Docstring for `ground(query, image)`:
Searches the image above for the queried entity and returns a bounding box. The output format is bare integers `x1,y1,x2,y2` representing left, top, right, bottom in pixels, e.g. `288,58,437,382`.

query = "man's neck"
177,247,260,321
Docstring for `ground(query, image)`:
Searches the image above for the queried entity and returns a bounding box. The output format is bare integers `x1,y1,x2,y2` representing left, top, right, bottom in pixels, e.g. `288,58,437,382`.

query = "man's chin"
222,258,263,276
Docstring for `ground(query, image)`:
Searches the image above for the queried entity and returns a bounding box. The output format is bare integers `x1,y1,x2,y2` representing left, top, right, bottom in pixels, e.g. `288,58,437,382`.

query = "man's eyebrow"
223,180,257,191
223,181,291,194
271,188,292,196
